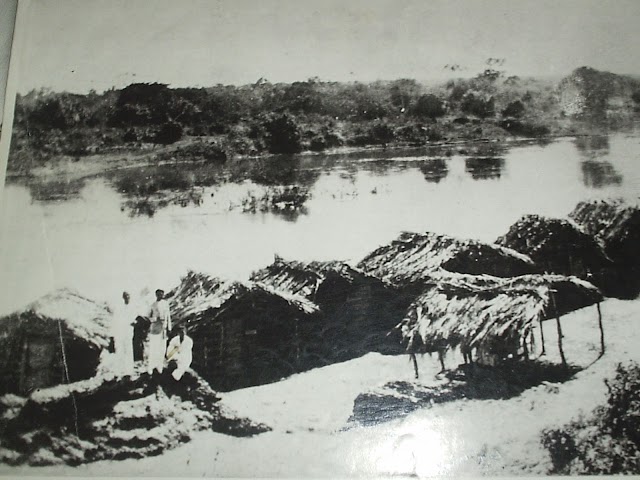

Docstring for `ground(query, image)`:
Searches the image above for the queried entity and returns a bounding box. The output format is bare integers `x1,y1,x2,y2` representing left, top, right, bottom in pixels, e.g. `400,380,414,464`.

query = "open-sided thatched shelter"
358,231,537,288
251,257,410,359
0,289,110,396
496,214,615,294
396,273,604,367
169,271,319,391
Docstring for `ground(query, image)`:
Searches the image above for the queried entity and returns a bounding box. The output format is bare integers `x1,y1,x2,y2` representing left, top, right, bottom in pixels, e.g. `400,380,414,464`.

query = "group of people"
110,288,193,381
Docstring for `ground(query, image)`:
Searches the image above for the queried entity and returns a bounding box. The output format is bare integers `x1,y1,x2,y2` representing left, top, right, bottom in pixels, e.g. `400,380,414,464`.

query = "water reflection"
21,176,88,202
574,135,610,159
464,157,505,180
573,136,624,188
581,161,623,189
419,158,448,183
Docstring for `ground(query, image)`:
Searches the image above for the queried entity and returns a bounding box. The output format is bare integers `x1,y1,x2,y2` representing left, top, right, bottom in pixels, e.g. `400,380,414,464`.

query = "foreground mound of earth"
0,370,268,466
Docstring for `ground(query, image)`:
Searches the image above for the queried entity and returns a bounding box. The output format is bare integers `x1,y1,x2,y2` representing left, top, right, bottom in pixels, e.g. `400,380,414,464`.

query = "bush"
502,100,525,118
541,363,640,474
412,94,445,119
264,114,302,154
154,121,183,145
461,93,495,118
28,99,68,130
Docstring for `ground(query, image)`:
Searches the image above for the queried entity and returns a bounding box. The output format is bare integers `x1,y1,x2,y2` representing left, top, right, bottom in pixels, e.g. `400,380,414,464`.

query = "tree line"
9,66,639,170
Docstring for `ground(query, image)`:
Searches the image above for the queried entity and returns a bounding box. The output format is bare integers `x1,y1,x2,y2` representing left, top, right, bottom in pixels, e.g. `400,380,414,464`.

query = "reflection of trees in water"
418,158,448,183
574,136,624,188
581,161,623,189
574,136,610,160
24,177,87,202
465,157,505,180
121,189,204,218
229,155,322,187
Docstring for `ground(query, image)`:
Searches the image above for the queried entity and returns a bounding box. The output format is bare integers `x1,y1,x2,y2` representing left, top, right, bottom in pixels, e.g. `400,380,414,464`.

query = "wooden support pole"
438,349,446,372
550,290,567,367
539,318,546,356
410,353,419,379
555,314,567,366
597,302,605,356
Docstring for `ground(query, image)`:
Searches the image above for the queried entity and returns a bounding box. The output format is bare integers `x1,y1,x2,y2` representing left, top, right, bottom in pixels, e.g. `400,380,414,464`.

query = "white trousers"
171,352,193,381
114,330,134,375
147,334,166,373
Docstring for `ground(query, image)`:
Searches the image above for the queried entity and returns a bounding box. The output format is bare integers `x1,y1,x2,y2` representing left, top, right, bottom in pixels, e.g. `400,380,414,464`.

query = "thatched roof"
357,231,536,287
569,200,640,263
396,272,603,352
250,256,360,301
0,289,110,348
169,270,318,324
496,214,613,277
0,290,111,395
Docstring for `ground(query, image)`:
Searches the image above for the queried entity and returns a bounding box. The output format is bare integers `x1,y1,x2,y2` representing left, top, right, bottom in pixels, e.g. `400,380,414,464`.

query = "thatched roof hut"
496,214,614,291
569,200,640,298
396,273,603,364
569,200,640,264
169,271,319,391
0,289,110,396
251,257,411,359
358,231,536,288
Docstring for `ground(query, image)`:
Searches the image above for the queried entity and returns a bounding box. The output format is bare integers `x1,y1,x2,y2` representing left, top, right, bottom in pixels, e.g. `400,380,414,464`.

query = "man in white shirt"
111,291,136,376
165,325,193,381
147,289,171,375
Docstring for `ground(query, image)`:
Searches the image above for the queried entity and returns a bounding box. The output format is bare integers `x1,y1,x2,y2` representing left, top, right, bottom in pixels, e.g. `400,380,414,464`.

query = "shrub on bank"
541,362,640,474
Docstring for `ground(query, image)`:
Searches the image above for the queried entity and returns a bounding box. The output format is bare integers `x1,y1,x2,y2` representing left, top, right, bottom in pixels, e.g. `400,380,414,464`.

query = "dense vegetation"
7,66,640,174
542,362,640,474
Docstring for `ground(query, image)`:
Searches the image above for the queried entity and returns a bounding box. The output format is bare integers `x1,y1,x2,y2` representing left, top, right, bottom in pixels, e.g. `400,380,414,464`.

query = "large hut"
0,289,110,396
358,231,537,290
396,273,604,367
496,214,615,295
569,200,640,298
251,257,411,359
168,271,319,391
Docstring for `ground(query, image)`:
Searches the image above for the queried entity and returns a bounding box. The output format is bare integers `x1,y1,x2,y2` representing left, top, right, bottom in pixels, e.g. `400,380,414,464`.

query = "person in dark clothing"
132,315,150,363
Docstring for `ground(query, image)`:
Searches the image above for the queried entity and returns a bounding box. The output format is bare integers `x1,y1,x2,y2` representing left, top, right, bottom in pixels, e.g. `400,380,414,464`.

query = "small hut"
569,200,640,298
396,273,604,367
496,214,615,294
169,271,319,391
251,257,410,359
0,289,110,396
358,231,537,289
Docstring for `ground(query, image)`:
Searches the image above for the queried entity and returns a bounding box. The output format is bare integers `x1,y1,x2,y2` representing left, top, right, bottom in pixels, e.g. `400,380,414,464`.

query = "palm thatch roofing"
569,200,640,264
169,270,318,324
396,272,603,353
496,214,613,278
357,231,537,288
250,257,410,358
250,256,359,302
0,289,111,395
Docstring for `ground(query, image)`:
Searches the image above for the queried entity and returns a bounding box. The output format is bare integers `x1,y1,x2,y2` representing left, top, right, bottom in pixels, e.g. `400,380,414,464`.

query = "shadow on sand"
349,360,582,427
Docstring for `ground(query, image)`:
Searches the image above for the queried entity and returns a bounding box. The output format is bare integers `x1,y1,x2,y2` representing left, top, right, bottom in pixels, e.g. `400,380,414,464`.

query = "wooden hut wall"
0,313,102,396
187,288,313,391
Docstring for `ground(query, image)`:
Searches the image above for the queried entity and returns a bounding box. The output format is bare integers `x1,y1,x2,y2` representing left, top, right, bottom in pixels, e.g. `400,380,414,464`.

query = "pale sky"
13,0,640,93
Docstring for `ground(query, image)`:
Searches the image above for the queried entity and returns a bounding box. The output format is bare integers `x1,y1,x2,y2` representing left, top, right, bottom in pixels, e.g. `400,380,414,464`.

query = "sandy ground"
1,296,638,477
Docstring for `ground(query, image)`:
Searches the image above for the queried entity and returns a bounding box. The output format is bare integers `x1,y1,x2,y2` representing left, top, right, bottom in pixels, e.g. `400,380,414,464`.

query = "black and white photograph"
1,0,640,476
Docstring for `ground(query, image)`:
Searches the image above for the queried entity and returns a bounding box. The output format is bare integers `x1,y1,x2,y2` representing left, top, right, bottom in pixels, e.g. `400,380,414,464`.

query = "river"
1,133,639,315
